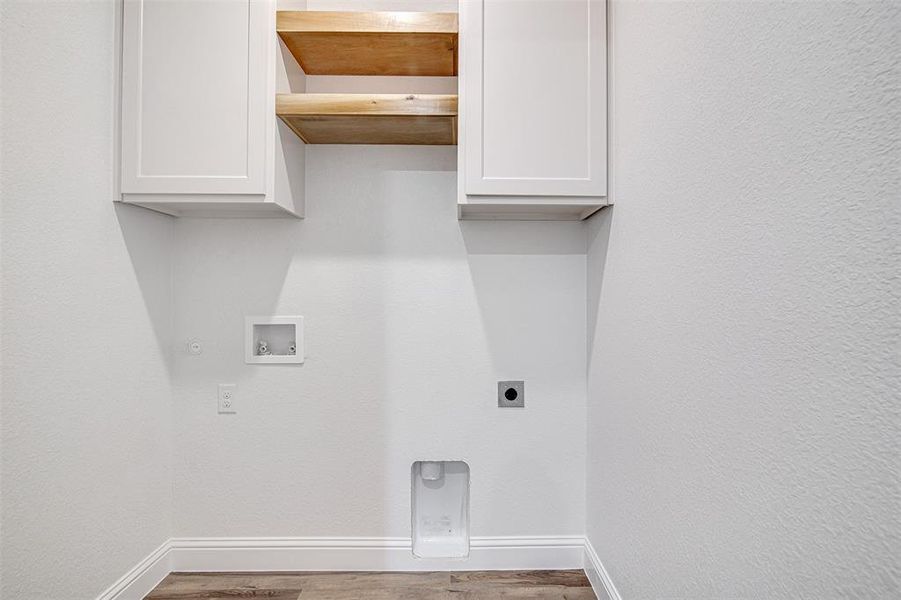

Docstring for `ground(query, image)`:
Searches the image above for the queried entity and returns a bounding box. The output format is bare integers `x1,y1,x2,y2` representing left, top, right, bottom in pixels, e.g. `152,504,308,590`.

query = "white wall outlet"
218,383,236,414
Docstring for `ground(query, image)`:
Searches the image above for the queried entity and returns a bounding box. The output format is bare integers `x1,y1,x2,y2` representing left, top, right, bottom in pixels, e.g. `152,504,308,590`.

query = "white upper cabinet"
458,0,608,220
120,0,302,217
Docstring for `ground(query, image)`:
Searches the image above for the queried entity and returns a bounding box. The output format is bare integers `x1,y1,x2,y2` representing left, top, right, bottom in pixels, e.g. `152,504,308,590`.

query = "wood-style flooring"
145,570,596,599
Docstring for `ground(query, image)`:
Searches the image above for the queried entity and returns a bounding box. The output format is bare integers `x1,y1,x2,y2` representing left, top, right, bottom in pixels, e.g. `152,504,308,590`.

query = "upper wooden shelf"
277,11,458,76
277,93,458,146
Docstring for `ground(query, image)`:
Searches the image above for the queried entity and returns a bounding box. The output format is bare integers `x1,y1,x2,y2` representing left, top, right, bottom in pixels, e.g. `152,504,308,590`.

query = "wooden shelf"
277,11,458,76
277,94,457,145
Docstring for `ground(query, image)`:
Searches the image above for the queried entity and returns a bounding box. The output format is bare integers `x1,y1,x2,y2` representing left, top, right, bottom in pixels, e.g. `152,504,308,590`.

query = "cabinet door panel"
462,0,606,197
121,0,267,195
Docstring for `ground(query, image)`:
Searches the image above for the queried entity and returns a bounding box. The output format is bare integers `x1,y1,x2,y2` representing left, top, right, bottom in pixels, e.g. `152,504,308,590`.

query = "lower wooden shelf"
276,93,457,145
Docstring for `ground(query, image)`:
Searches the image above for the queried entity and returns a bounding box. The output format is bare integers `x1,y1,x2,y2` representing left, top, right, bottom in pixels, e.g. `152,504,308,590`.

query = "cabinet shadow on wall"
459,218,606,536
115,201,176,373
459,218,591,375
586,206,613,363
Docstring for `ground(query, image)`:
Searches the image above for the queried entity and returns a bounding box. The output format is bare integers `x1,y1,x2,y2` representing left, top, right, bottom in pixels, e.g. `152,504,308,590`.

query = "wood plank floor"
145,570,596,599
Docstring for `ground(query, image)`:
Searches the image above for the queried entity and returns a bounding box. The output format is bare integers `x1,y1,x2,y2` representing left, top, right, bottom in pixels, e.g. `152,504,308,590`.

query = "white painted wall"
0,2,174,598
4,0,897,597
587,1,900,598
170,0,585,543
2,0,586,594
172,146,587,538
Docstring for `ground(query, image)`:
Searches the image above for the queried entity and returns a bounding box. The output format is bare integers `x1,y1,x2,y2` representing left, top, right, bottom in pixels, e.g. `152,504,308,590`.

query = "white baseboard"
169,535,586,572
98,535,588,599
583,537,622,600
95,540,170,600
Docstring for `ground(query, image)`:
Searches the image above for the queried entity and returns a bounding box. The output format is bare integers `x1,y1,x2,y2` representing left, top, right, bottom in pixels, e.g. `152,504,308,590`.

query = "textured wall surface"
172,145,587,537
587,1,900,598
0,2,175,598
4,0,899,598
169,0,585,542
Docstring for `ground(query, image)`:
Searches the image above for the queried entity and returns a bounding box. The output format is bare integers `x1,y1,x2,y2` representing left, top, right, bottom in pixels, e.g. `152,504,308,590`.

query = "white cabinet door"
121,0,268,195
461,0,606,198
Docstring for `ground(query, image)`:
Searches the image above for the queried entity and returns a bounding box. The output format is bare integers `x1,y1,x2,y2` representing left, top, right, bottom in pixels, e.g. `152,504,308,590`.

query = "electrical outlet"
498,381,524,408
218,383,236,414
